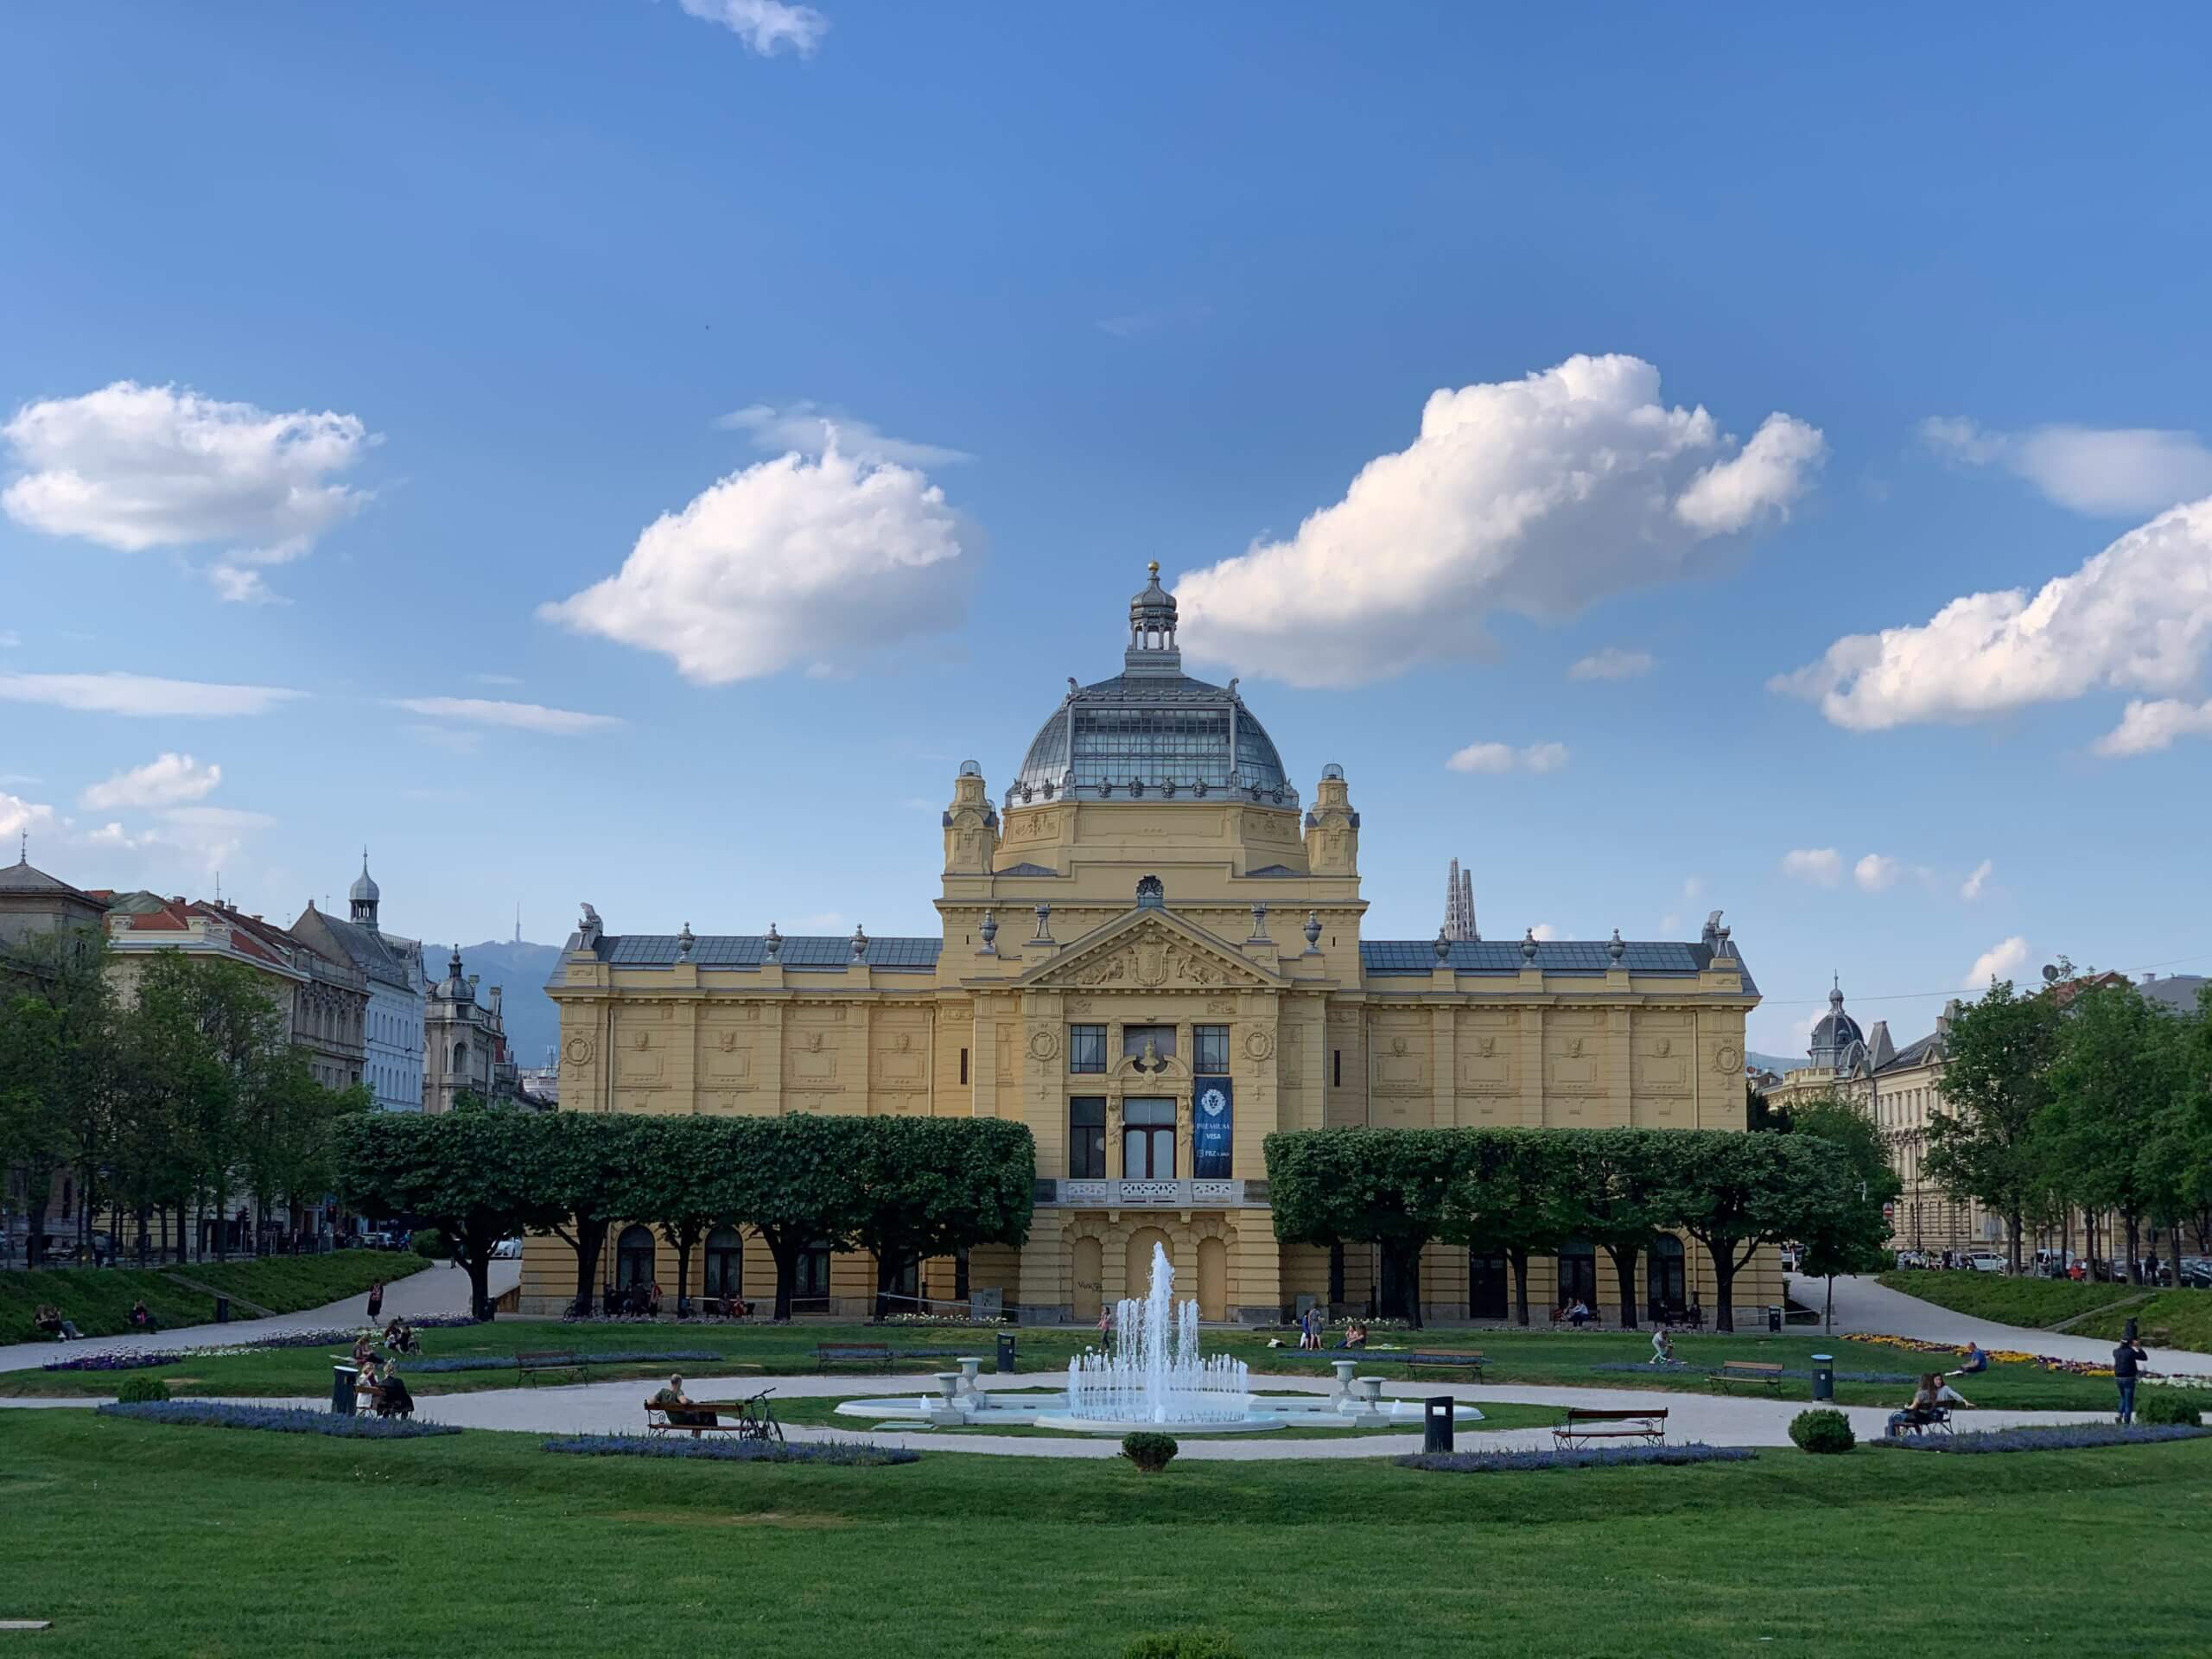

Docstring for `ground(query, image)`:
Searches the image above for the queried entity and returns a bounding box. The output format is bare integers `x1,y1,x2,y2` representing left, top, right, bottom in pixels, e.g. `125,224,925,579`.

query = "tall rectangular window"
1194,1024,1230,1074
1068,1024,1107,1074
1069,1096,1107,1179
1122,1097,1176,1179
1332,1049,1343,1088
959,1047,969,1085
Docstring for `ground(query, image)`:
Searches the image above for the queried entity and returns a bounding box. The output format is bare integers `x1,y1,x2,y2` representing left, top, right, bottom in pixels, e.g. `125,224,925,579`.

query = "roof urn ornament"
677,922,695,961
1303,911,1322,953
764,923,781,962
851,923,869,961
1434,926,1451,963
1522,927,1539,963
979,910,999,955
1033,903,1052,944
1250,901,1268,941
1608,929,1625,965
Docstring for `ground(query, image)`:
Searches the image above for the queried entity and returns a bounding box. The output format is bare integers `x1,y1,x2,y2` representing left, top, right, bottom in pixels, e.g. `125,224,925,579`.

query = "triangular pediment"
1019,907,1282,992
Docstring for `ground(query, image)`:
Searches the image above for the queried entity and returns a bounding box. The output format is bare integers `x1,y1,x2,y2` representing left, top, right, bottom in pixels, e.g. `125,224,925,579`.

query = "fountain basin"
829,1390,1486,1435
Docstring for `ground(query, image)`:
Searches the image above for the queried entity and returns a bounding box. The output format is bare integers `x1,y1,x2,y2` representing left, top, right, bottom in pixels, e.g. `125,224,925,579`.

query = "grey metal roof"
1009,671,1294,808
1362,938,1758,995
1245,864,1300,878
304,909,417,989
993,862,1057,877
2139,974,2208,1015
0,858,101,899
1876,1032,1945,1072
587,933,943,972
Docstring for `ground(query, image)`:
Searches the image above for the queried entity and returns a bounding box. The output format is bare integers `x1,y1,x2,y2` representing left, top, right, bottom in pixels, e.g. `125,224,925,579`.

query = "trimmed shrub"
97,1402,458,1439
1124,1633,1245,1659
1873,1422,2212,1455
1789,1408,1856,1455
542,1433,916,1465
2137,1391,2202,1428
115,1375,172,1404
410,1228,446,1260
1122,1432,1179,1473
1402,1442,1757,1475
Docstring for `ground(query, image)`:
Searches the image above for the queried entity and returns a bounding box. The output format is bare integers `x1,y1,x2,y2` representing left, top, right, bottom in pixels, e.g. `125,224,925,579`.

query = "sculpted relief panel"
1632,1015,1694,1096
1544,1011,1605,1092
1067,925,1239,991
1456,1016,1517,1095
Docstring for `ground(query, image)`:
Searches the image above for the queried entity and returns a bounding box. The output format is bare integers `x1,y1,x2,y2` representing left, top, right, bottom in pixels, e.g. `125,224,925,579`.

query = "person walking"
2113,1332,2149,1424
366,1280,385,1322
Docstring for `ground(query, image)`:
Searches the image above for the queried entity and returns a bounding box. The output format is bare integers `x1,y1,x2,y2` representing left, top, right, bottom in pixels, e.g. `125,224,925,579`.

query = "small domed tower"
349,851,381,931
942,760,999,875
1127,560,1181,673
1303,762,1360,876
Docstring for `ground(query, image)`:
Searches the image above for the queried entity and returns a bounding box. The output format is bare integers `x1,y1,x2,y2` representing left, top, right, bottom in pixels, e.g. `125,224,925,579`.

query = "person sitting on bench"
651,1374,716,1429
129,1299,156,1332
1566,1298,1593,1328
35,1304,81,1341
375,1359,415,1418
1886,1374,1945,1437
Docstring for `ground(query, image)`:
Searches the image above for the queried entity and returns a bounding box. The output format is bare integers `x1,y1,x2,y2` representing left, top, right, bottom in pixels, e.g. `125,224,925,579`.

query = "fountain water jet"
1065,1243,1250,1426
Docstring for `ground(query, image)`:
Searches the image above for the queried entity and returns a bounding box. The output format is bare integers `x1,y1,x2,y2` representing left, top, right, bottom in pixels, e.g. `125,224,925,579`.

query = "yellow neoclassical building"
526,567,1774,1324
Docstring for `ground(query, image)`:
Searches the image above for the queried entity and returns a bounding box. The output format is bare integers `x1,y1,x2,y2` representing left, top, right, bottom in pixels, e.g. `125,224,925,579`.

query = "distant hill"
430,939,564,1069
1747,1051,1802,1077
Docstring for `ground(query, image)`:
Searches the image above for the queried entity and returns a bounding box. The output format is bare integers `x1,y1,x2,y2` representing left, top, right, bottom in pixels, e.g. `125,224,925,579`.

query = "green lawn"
5,1409,2209,1656
766,1388,1564,1439
1875,1269,2148,1330
2071,1293,2212,1353
0,1253,426,1343
0,1319,2122,1411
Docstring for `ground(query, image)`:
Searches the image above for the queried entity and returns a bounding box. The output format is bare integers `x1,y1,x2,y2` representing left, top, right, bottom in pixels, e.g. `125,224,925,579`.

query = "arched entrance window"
1197,1236,1228,1322
1556,1239,1598,1312
1646,1236,1686,1320
1468,1249,1508,1320
615,1224,656,1289
703,1227,743,1300
792,1240,833,1310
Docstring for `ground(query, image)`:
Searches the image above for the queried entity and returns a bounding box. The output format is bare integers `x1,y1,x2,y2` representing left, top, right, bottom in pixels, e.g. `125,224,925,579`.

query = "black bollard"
331,1364,357,1415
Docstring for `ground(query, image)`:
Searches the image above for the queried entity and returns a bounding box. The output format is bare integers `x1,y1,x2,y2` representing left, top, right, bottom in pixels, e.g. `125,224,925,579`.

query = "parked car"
1963,1250,2007,1273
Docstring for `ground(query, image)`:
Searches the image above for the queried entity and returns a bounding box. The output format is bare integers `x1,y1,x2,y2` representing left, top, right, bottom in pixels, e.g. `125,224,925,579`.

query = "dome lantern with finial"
1128,559,1179,670
348,849,381,929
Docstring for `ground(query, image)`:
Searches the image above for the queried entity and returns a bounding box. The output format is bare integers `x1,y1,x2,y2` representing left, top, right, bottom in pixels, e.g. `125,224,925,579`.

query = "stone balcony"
1034,1177,1267,1209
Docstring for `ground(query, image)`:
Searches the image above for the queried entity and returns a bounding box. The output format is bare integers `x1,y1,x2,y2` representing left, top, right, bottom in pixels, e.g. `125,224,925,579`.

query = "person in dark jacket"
2113,1334,2149,1423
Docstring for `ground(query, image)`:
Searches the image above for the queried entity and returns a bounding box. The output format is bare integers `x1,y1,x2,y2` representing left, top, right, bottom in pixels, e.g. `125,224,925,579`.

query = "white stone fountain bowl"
830,1392,1485,1434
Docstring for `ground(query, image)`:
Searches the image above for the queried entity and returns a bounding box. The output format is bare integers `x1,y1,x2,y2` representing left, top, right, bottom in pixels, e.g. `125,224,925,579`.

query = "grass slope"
0,1320,2121,1411
1873,1270,2145,1330
5,1411,2209,1656
1,1253,426,1344
2070,1294,2212,1354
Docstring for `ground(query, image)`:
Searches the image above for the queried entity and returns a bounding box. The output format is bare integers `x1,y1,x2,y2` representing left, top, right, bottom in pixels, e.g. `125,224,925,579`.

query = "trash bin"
1422,1395,1455,1455
215,1296,232,1325
1811,1353,1834,1402
995,1332,1017,1375
1766,1305,1783,1334
331,1363,357,1415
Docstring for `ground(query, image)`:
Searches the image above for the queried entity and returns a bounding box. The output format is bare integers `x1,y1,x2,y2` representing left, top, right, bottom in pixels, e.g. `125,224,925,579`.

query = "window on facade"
794,1241,833,1306
1194,1024,1230,1074
615,1224,656,1288
958,1047,969,1085
1068,1024,1107,1074
1122,1096,1176,1179
1332,1049,1343,1088
1069,1096,1107,1179
703,1226,743,1299
1122,1024,1176,1065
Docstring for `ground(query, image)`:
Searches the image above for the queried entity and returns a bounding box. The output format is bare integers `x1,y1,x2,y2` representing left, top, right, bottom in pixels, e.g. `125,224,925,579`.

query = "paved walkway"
0,1258,521,1376
1789,1273,2212,1376
6,1368,2118,1459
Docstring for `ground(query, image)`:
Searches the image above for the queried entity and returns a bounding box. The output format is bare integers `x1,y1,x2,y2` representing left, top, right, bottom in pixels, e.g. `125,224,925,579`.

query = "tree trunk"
766,1234,798,1322
674,1235,694,1317
557,1220,604,1316
1507,1246,1530,1327
874,1250,906,1322
2006,1210,2022,1274
463,1225,496,1320
1706,1241,1738,1333
1380,1239,1424,1330
22,1175,51,1268
1605,1243,1640,1329
2125,1214,2142,1285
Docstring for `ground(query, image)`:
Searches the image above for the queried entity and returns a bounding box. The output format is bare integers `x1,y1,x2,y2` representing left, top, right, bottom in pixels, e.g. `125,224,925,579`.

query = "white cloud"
0,630,19,647
1682,876,1707,900
1781,848,1844,887
386,697,623,735
1774,498,2212,730
472,673,524,688
715,403,969,468
677,0,828,56
2093,696,2212,757
2,381,376,601
1567,646,1655,682
81,753,222,811
1965,936,2031,989
1921,416,2212,517
0,791,59,843
1530,923,1559,941
1960,859,1994,901
0,671,302,717
1445,741,1569,774
1172,355,1823,687
539,444,973,684
141,805,275,877
1853,854,1901,893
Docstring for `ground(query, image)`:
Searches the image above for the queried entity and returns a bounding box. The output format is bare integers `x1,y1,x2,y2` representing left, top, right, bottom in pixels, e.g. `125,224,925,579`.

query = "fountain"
831,1240,1486,1437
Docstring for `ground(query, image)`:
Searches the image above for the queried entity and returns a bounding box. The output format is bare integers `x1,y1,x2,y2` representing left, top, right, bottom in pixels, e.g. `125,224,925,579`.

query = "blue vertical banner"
1192,1077,1233,1179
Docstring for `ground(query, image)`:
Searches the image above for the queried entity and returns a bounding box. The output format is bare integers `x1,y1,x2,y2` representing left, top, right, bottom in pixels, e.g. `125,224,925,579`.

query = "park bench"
518,1351,586,1385
1553,1408,1668,1449
1707,1360,1784,1393
645,1387,784,1443
816,1344,895,1371
1402,1351,1486,1380
1891,1406,1953,1439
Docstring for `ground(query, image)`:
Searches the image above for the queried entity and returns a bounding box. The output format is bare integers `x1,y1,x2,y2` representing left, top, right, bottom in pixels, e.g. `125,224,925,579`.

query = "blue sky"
4,2,2211,1058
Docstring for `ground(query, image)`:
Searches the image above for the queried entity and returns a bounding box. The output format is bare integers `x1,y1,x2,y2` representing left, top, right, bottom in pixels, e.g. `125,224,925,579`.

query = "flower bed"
1401,1443,1757,1474
1847,1332,2113,1376
96,1401,460,1439
42,1348,187,1373
403,1349,722,1375
541,1433,916,1465
1872,1423,2212,1456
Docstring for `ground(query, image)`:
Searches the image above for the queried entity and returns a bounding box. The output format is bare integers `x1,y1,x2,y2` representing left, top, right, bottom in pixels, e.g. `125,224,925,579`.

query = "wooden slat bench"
1707,1360,1784,1393
1402,1351,1486,1380
816,1344,894,1371
518,1351,585,1385
1553,1408,1667,1449
645,1388,785,1443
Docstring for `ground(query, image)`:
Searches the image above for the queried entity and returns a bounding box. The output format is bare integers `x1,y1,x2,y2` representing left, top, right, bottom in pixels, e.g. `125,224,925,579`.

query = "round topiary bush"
410,1228,446,1260
2137,1390,2203,1427
116,1375,172,1404
1123,1633,1243,1659
1122,1431,1179,1473
1789,1408,1856,1454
